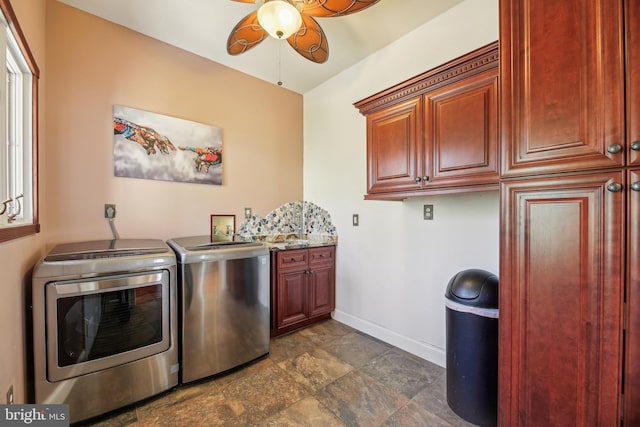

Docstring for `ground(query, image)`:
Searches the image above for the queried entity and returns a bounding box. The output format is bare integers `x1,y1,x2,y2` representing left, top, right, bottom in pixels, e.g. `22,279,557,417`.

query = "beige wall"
45,1,303,244
0,0,47,405
0,0,303,404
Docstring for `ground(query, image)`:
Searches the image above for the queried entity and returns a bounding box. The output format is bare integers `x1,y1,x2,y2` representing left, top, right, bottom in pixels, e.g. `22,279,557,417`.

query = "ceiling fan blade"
287,15,328,64
227,10,268,56
299,0,382,18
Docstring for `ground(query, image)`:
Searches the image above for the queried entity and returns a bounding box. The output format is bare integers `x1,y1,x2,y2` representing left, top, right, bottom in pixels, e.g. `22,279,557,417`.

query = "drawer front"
277,249,308,270
309,246,335,265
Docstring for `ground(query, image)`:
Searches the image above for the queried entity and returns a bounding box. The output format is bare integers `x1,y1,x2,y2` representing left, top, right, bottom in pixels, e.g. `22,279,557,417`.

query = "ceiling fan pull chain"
277,42,283,86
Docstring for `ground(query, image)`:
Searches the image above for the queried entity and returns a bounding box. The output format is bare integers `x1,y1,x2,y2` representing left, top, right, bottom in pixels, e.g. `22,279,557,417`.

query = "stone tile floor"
79,320,477,426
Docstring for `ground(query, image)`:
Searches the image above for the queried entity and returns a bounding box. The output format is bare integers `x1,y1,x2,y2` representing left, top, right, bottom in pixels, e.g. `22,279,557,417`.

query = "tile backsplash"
238,201,337,243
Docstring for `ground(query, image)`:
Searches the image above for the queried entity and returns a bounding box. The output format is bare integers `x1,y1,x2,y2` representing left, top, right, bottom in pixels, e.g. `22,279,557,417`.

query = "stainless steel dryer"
31,239,178,424
167,236,270,384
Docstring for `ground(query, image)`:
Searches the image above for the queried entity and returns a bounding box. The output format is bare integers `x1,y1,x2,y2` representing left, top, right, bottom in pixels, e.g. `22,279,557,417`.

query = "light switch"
352,214,359,226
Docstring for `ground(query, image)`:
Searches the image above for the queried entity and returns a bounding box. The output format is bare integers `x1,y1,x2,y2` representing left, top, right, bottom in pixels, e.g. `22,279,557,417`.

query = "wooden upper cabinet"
356,42,499,200
500,0,625,177
425,68,498,188
628,0,640,166
499,171,624,426
366,97,422,195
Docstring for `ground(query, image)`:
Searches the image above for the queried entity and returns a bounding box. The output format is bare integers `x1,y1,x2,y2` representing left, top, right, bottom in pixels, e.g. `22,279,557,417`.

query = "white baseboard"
332,309,446,368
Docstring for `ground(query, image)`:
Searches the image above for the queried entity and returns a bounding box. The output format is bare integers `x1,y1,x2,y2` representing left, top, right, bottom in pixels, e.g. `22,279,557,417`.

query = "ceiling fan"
227,0,382,64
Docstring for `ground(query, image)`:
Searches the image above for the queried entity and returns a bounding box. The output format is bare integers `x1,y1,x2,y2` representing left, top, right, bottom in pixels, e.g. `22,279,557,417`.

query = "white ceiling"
56,0,465,94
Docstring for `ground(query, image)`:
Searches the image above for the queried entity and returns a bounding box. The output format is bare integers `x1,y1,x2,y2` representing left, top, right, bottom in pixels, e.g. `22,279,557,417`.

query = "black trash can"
445,269,499,427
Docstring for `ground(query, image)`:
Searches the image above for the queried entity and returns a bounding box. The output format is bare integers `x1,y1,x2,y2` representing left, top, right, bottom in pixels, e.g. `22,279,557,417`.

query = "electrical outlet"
244,207,252,219
104,204,116,219
352,214,359,226
7,384,13,404
423,204,434,220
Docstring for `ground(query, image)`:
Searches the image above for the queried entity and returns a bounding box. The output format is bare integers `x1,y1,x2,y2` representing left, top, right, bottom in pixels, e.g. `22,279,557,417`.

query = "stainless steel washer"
32,239,178,424
167,236,270,384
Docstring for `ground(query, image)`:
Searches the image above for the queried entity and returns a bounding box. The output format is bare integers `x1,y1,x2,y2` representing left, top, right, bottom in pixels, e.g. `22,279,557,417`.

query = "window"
0,0,39,243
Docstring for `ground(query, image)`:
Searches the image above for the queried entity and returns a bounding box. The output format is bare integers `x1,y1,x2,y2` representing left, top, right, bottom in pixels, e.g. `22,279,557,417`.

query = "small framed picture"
210,214,235,242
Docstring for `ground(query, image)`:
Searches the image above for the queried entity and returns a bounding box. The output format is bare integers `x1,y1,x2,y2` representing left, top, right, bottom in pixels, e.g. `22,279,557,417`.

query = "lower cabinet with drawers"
270,245,336,337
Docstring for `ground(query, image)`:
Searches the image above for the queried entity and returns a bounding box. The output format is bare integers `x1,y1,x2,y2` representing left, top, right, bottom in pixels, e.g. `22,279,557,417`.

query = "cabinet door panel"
276,271,308,328
426,69,498,187
627,0,640,166
625,168,640,424
501,0,624,176
308,264,335,318
499,172,624,426
367,97,422,194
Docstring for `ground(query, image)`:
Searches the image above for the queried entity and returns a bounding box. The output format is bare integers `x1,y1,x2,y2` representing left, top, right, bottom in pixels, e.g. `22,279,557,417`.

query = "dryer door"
45,270,170,382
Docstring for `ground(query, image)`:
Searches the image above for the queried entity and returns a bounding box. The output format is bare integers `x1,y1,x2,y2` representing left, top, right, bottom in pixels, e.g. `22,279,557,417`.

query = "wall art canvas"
113,105,222,185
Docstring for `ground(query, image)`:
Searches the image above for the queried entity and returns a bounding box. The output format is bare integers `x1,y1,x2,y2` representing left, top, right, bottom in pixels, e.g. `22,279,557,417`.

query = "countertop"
265,240,336,251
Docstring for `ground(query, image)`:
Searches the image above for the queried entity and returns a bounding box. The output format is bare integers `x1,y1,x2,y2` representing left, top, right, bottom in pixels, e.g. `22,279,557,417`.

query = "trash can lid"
445,269,498,309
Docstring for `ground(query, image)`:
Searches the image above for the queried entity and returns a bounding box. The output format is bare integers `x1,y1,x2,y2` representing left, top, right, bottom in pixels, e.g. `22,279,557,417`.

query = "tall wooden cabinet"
500,0,625,177
626,169,640,425
628,0,640,168
499,172,625,425
499,0,638,425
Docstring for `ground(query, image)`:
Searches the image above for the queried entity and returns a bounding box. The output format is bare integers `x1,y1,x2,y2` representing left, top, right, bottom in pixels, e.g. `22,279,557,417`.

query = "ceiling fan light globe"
257,1,302,39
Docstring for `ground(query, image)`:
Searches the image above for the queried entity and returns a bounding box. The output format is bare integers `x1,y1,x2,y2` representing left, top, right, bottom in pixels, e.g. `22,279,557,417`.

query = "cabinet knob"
632,182,640,192
422,176,430,182
607,144,623,154
607,182,623,192
414,177,422,182
632,141,640,151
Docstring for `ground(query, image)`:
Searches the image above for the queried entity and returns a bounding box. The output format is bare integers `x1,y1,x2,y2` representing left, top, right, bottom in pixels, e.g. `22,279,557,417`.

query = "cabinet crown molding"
354,41,498,115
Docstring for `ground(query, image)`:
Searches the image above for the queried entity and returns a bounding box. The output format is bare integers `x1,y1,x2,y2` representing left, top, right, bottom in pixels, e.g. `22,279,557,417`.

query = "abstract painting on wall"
113,105,223,185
